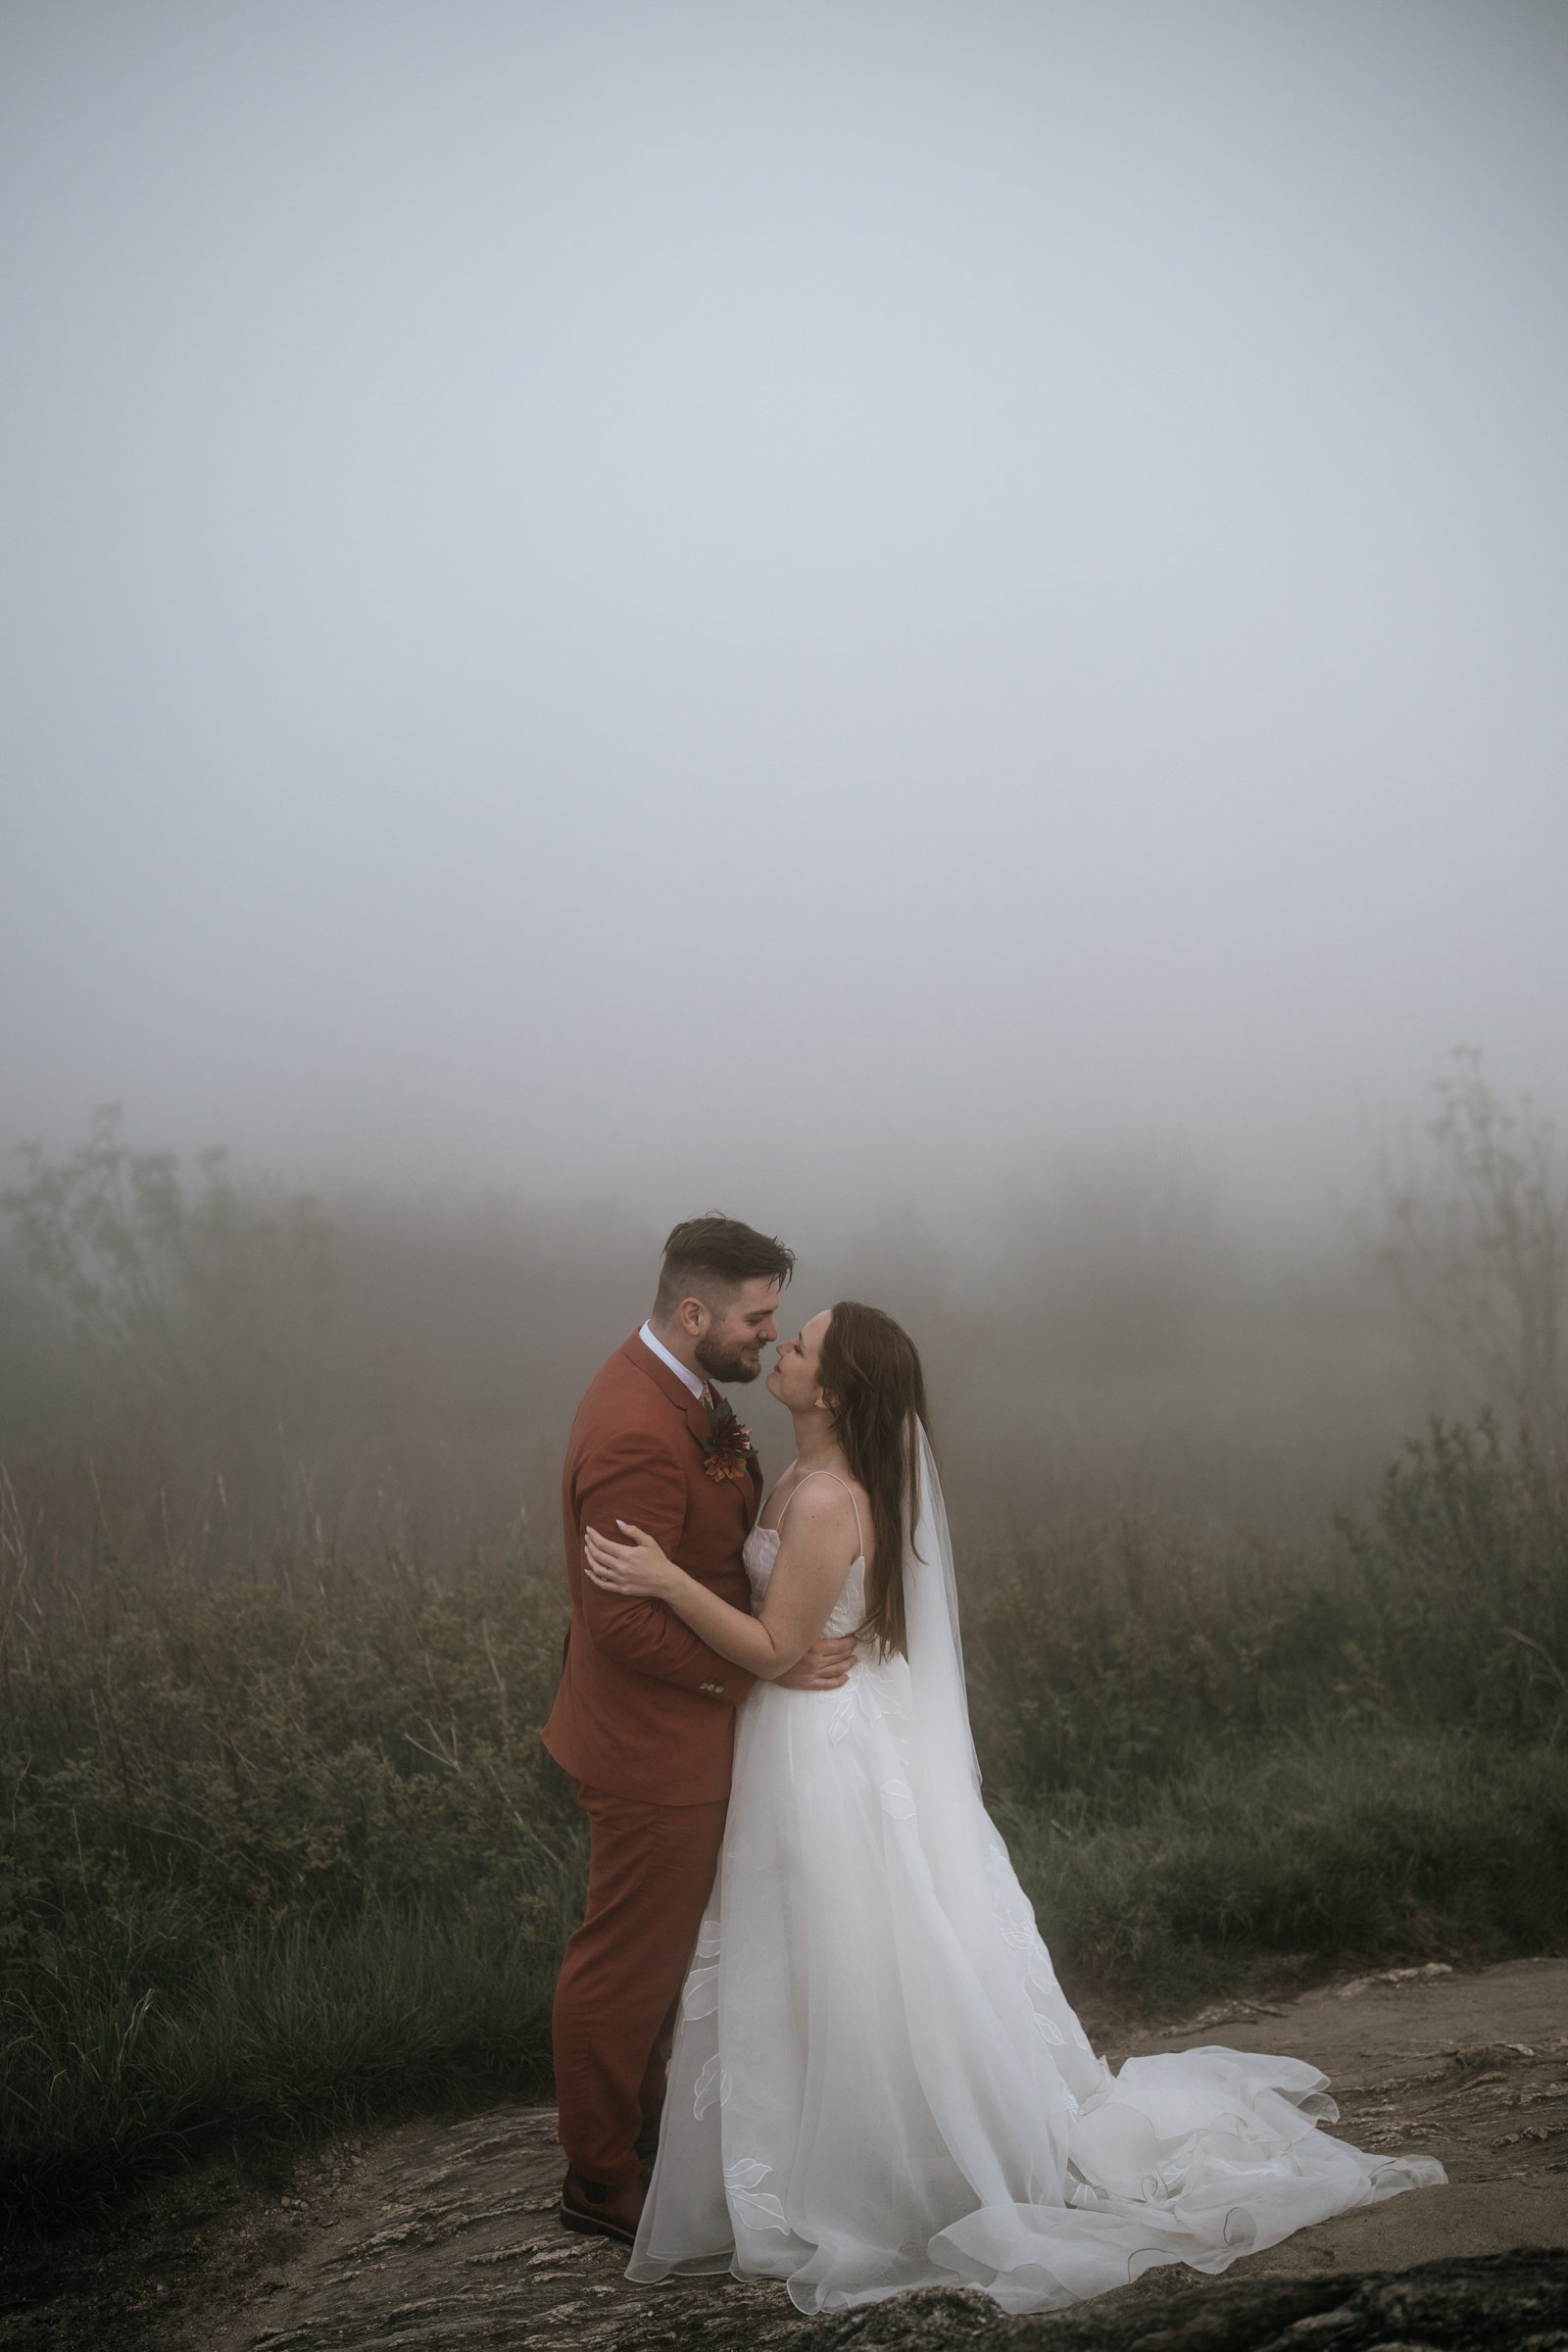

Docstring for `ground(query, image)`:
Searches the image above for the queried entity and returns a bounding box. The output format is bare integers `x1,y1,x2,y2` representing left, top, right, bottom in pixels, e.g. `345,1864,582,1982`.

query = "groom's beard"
695,1333,763,1386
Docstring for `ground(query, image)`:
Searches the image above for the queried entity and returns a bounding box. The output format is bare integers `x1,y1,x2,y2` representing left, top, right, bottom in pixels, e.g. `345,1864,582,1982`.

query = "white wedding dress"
629,1433,1445,2315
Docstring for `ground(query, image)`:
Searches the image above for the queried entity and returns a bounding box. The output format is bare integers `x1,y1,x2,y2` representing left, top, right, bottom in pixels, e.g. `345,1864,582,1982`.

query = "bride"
581,1301,1444,2315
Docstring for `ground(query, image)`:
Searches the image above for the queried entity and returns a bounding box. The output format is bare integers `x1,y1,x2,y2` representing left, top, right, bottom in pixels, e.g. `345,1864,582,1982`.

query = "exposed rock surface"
814,2253,1568,2349
1,1957,1563,2352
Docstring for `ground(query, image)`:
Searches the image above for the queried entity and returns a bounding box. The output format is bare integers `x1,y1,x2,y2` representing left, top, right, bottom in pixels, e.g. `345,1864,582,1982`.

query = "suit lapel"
620,1333,711,1448
619,1335,760,1519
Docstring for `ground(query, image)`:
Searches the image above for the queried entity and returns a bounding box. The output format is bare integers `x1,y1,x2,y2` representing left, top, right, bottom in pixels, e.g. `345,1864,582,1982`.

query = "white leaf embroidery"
723,2158,771,2190
693,2055,732,2119
681,1964,718,2020
826,1665,909,1746
729,2187,790,2234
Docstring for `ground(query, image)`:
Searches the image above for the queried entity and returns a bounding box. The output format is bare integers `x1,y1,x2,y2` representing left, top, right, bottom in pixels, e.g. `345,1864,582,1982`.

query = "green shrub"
965,1414,1567,1793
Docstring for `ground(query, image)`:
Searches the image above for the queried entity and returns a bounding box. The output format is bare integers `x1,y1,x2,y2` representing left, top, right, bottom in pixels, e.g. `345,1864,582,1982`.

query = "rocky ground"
3,1956,1564,2352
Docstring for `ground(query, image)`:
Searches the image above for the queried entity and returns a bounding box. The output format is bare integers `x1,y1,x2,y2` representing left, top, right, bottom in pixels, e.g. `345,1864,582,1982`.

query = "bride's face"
766,1309,833,1415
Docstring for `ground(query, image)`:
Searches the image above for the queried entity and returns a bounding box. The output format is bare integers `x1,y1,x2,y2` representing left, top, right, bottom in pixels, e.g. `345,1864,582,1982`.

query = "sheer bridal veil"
904,1420,983,1794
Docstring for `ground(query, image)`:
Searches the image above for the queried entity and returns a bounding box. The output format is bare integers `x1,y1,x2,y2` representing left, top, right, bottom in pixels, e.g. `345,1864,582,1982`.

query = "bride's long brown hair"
816,1301,930,1660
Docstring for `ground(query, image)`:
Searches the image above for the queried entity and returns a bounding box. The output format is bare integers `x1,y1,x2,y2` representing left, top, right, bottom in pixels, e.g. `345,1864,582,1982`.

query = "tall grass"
1,1415,1564,2228
1002,1727,1568,2014
3,1883,579,2224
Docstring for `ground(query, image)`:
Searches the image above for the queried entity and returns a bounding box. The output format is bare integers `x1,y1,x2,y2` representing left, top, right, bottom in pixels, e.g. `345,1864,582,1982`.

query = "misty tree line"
1374,1052,1566,1439
0,1054,1563,1540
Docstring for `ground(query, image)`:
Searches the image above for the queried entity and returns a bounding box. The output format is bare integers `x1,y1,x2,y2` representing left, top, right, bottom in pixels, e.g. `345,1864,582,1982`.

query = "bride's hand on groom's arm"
590,1482,862,1686
583,1521,683,1599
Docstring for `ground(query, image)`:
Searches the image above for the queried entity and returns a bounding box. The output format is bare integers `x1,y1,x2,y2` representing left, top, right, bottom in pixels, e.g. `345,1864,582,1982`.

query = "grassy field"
2,1412,1565,2230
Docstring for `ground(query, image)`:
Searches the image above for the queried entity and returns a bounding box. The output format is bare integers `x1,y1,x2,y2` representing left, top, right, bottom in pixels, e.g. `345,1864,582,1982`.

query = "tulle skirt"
629,1656,1445,2315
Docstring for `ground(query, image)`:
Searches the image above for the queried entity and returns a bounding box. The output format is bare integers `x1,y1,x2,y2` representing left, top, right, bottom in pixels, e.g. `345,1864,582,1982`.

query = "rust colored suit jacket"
541,1335,761,1806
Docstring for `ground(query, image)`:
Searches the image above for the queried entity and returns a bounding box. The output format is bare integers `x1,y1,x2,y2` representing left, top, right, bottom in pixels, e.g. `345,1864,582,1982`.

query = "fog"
3,0,1565,1227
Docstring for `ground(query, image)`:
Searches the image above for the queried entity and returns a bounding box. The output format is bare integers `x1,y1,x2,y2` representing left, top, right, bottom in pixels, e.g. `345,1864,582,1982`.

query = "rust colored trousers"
552,1781,728,2183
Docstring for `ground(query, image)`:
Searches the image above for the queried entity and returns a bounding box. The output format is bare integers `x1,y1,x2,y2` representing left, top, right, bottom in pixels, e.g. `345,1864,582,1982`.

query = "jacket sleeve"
572,1424,757,1706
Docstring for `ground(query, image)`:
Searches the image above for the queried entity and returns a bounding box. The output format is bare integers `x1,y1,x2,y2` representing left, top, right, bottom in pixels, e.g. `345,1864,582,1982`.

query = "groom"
542,1213,857,2243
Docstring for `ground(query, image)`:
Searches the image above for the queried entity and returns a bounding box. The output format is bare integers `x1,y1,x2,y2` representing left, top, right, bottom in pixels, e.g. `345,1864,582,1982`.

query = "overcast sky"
3,0,1564,1226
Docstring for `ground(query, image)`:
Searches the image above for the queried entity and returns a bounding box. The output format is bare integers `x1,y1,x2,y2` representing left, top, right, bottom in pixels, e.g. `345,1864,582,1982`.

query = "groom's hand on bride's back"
775,1635,858,1691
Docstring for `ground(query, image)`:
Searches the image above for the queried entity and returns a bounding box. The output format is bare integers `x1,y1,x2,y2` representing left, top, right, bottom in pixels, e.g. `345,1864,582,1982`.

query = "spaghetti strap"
775,1470,865,1558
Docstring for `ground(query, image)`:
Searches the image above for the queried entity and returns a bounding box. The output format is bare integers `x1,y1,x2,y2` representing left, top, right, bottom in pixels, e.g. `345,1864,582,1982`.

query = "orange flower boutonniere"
700,1395,758,1484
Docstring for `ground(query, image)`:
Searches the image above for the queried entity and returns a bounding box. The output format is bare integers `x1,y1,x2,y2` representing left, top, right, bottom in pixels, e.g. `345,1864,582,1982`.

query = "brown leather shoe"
560,2167,648,2246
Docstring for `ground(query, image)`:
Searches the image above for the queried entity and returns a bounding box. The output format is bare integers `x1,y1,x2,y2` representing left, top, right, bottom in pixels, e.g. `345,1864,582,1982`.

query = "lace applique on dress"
827,1665,909,1747
692,2053,731,2120
682,1964,718,2020
724,2158,789,2234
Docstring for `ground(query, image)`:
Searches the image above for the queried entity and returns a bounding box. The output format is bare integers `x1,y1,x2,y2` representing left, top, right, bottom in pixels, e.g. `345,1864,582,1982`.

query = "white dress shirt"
637,1319,706,1400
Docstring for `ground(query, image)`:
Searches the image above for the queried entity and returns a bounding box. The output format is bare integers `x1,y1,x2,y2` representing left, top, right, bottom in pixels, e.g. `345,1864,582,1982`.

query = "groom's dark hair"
655,1214,795,1316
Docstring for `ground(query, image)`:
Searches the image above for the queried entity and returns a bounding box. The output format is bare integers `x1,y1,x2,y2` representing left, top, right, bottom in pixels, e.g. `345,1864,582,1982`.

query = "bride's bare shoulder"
757,1460,800,1531
775,1471,867,1558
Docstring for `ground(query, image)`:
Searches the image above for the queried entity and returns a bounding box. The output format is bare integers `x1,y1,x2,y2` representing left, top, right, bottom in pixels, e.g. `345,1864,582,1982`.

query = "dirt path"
3,1957,1564,2352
